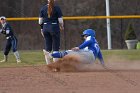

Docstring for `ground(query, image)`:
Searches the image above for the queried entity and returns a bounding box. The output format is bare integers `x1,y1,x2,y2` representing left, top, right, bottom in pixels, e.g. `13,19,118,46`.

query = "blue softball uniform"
78,36,104,64
0,23,18,55
39,5,63,52
51,36,104,65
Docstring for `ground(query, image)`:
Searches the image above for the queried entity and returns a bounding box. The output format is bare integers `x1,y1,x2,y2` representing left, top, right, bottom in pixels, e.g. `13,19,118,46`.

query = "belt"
44,22,57,24
6,36,12,39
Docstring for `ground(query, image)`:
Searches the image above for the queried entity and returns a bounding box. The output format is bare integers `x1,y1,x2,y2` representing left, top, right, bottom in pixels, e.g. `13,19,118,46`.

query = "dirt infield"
0,60,140,93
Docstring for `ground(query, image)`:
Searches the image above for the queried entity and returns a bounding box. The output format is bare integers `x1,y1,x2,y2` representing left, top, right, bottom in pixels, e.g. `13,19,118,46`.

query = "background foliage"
0,0,140,50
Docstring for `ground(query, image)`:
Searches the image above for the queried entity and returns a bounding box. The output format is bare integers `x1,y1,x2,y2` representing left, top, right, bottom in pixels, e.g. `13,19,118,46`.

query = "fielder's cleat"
16,59,21,63
0,59,6,62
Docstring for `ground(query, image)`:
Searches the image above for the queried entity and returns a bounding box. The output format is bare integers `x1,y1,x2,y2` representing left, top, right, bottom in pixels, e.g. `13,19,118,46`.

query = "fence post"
105,0,112,49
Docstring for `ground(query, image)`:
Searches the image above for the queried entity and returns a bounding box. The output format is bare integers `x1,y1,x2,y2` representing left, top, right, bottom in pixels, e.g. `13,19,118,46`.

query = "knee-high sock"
14,51,20,60
51,51,67,62
51,51,68,58
44,55,51,64
4,55,8,61
43,49,52,64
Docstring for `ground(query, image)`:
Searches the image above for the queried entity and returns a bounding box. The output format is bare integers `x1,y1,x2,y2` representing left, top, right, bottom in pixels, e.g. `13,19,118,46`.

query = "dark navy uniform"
39,5,63,52
0,23,18,55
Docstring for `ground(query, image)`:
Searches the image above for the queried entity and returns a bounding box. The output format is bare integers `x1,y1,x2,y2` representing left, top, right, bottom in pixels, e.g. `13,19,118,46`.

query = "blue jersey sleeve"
97,50,104,65
79,40,92,49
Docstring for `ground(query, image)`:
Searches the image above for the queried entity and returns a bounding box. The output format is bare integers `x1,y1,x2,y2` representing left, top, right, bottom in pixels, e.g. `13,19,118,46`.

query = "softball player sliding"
0,16,21,63
39,0,64,63
43,29,104,65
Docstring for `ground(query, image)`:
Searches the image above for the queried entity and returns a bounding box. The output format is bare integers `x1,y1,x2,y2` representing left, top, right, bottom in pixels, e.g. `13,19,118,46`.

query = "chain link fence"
0,0,140,50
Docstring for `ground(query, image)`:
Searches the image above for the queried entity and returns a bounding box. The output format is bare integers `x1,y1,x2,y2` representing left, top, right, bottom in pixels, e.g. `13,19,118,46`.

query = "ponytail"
47,0,54,18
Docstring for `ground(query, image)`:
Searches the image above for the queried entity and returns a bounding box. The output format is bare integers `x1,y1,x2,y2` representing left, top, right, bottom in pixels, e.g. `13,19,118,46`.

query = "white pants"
66,50,95,64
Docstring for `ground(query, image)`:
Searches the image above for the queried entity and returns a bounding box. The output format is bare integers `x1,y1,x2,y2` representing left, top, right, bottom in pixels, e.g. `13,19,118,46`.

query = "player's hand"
71,47,79,51
60,25,64,32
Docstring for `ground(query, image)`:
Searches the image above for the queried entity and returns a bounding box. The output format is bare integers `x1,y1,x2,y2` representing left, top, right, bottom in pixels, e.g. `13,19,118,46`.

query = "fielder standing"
39,0,64,64
0,16,21,63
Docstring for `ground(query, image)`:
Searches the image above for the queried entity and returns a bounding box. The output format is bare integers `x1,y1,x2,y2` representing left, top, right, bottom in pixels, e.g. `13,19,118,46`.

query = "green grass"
0,50,45,67
102,50,140,61
0,50,140,67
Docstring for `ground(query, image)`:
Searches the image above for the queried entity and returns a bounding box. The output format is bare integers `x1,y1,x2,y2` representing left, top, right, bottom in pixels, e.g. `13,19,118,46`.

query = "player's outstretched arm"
97,50,104,65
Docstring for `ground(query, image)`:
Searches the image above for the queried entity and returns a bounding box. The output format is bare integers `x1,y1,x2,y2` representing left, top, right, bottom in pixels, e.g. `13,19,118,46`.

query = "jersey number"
94,43,100,53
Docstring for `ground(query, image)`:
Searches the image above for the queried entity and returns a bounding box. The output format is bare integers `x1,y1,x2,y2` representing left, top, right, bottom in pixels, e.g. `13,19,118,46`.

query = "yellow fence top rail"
7,15,140,21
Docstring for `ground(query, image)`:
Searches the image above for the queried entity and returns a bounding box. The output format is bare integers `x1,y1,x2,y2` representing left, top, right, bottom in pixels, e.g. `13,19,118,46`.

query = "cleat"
0,59,6,62
17,59,21,63
0,55,8,63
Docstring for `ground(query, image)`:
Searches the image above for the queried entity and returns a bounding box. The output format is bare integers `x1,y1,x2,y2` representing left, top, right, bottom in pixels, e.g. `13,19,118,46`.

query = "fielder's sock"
43,49,52,64
0,55,7,62
14,51,21,61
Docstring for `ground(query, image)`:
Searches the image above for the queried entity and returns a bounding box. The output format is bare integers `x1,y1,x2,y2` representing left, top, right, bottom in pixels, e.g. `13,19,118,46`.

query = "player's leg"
43,49,52,64
0,39,11,62
51,51,68,58
43,50,70,64
51,50,96,65
67,50,96,64
51,31,60,62
11,36,21,63
52,51,60,62
44,31,52,52
79,50,96,64
43,31,53,64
